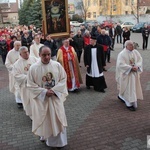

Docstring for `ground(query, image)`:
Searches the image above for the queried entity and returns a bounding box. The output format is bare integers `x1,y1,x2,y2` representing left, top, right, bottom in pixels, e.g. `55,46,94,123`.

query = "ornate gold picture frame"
41,0,69,38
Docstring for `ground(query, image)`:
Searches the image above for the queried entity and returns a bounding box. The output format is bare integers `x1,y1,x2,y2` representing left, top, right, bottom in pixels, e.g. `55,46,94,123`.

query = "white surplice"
116,48,143,107
13,56,38,118
27,60,68,147
87,48,103,77
5,49,21,103
30,43,44,58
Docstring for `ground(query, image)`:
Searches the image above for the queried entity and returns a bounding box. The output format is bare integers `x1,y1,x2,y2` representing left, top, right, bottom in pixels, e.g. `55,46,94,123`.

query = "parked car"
81,21,96,28
100,20,116,29
121,22,135,30
70,21,83,27
132,22,150,33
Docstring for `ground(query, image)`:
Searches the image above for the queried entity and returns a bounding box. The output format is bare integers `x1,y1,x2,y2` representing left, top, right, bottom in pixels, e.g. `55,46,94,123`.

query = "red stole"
61,46,80,89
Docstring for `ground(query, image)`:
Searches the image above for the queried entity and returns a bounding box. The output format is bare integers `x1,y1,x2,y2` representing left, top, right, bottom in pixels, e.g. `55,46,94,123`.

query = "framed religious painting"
41,0,69,38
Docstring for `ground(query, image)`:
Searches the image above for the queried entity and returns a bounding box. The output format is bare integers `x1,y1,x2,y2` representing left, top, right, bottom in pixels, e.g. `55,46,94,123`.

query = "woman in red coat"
83,30,91,47
6,34,12,51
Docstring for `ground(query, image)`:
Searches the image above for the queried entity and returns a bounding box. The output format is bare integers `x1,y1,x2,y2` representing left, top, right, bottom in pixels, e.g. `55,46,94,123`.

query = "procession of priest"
3,24,144,149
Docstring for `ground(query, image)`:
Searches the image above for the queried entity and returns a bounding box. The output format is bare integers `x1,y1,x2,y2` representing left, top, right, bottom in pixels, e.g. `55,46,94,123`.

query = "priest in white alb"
27,46,68,149
5,41,23,108
116,40,143,111
30,34,44,58
13,46,37,118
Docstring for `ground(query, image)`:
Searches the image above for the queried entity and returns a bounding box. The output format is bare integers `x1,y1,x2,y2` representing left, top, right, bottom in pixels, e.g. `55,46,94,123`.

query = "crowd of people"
0,22,147,149
0,22,149,65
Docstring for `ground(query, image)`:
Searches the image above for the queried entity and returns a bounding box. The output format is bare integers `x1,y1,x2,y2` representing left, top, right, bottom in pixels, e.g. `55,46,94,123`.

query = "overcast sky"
0,0,75,3
10,0,16,2
0,0,16,3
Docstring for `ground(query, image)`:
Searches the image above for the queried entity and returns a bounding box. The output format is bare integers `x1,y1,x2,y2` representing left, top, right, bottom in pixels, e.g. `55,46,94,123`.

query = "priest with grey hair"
116,40,143,111
13,46,37,118
5,41,22,108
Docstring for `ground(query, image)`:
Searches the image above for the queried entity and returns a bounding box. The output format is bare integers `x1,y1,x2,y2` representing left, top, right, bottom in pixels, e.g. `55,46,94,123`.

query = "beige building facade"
3,13,19,25
82,0,141,20
0,0,19,25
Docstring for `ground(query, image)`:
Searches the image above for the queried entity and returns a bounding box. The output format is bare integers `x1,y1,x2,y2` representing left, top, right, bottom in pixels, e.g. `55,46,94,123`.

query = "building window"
87,12,91,18
99,0,102,6
93,0,97,6
131,0,134,5
93,12,96,18
88,0,91,6
113,5,116,11
125,11,128,14
125,0,128,5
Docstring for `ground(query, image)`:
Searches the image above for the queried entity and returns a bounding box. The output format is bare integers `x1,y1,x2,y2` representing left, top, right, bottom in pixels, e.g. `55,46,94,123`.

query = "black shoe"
118,96,125,103
49,147,57,150
126,106,136,111
107,61,111,63
95,89,105,93
56,146,66,150
40,137,45,142
17,103,23,108
99,89,105,93
86,86,91,89
103,68,107,71
73,89,79,92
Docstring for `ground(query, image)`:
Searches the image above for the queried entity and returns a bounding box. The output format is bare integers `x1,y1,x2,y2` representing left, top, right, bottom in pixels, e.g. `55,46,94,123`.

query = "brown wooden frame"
41,0,69,38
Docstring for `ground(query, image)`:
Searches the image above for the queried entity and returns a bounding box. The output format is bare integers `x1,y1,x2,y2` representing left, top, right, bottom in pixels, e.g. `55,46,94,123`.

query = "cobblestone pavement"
0,33,150,150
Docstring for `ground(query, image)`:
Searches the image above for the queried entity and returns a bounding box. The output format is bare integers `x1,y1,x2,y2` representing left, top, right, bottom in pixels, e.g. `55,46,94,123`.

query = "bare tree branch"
76,0,89,21
122,0,140,23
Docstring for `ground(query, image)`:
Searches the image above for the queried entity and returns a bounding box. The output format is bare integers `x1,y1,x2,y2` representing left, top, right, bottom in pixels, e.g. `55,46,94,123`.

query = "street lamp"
110,0,113,19
137,0,140,23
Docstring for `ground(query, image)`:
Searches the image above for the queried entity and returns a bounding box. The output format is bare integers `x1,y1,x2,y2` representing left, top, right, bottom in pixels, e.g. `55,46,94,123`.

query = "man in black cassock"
84,36,107,93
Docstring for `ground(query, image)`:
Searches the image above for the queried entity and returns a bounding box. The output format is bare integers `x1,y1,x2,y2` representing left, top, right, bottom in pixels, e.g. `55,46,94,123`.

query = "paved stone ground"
0,33,150,150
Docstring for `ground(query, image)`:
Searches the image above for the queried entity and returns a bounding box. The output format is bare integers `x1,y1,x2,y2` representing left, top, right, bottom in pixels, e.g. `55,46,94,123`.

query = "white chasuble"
30,43,44,58
27,60,68,139
116,48,143,103
13,56,38,118
5,49,20,94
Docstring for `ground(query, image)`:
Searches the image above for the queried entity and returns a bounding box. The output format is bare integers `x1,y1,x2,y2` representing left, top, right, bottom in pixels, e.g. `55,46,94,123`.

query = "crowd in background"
0,20,148,149
0,20,147,149
0,21,149,66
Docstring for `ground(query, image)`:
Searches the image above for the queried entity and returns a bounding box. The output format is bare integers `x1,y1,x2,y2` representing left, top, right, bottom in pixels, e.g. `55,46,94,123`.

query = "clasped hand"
131,66,138,72
46,89,55,97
